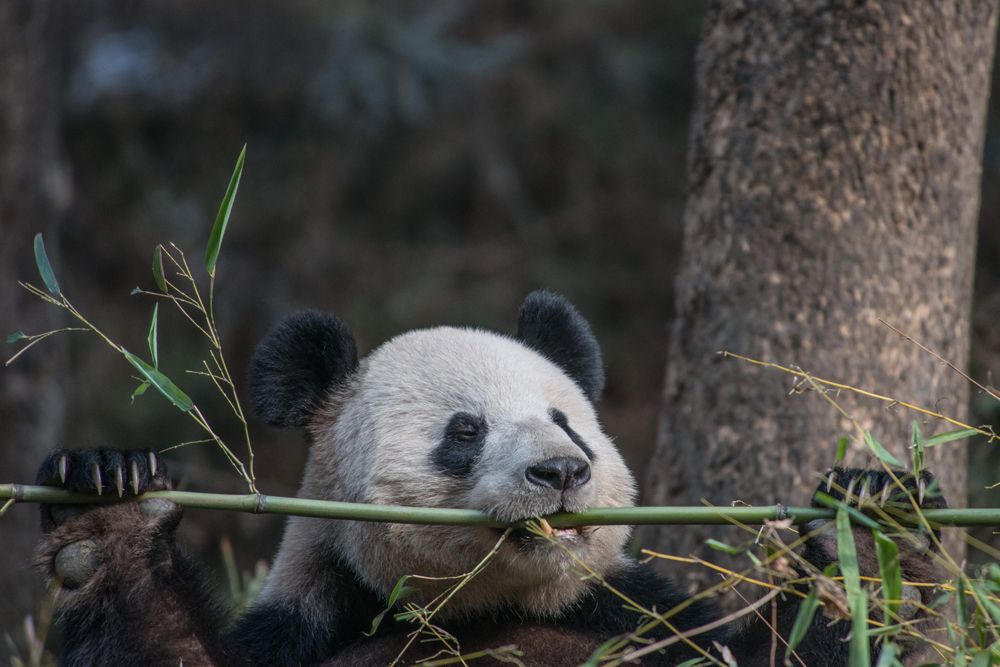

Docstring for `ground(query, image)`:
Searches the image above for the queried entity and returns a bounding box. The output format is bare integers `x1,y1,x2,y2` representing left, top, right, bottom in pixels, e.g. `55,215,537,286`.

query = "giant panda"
34,290,945,666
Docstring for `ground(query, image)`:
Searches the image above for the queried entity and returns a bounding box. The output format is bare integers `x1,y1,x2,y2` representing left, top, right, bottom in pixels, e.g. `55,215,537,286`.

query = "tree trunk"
0,0,69,636
644,0,997,584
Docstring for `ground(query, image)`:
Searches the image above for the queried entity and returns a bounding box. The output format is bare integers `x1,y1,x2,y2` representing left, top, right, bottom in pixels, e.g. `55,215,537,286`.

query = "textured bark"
0,0,69,634
644,0,996,580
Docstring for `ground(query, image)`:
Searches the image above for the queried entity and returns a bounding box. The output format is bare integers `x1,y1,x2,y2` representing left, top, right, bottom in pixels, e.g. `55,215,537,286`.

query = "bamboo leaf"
785,584,820,660
366,575,414,636
837,507,870,667
6,332,27,344
33,233,61,295
584,637,628,667
949,623,968,667
130,381,151,404
705,538,744,555
863,431,903,468
147,303,159,369
911,421,924,474
874,642,898,667
153,246,166,292
874,531,901,623
921,428,979,448
971,651,990,667
205,144,246,277
957,577,968,629
836,436,849,463
971,582,1000,627
122,350,193,412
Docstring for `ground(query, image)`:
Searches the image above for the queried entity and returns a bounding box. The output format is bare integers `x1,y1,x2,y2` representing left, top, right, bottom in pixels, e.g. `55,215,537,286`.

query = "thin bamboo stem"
1,484,996,527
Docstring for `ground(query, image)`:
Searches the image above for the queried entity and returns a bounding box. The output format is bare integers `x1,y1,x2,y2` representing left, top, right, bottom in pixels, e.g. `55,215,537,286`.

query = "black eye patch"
431,412,488,477
550,408,596,461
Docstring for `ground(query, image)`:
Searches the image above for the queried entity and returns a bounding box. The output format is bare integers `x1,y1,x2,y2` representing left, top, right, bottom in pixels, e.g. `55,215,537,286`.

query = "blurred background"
2,0,1000,640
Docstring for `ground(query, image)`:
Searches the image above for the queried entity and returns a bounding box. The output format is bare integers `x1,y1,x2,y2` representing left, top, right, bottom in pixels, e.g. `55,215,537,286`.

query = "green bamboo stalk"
1,483,996,527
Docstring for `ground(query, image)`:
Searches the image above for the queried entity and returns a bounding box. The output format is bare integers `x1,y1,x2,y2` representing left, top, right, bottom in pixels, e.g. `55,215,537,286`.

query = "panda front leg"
726,467,947,667
34,448,224,667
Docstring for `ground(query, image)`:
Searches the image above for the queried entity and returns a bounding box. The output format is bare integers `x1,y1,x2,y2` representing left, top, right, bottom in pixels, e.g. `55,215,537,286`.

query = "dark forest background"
2,0,1000,637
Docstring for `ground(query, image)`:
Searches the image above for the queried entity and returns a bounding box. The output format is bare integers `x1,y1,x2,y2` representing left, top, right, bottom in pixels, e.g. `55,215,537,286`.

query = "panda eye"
434,412,488,477
446,412,485,444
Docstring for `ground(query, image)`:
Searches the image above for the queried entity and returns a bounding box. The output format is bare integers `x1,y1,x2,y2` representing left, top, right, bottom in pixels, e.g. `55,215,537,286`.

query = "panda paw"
812,467,946,512
36,447,173,533
35,448,180,593
36,447,170,496
35,448,175,533
803,467,945,604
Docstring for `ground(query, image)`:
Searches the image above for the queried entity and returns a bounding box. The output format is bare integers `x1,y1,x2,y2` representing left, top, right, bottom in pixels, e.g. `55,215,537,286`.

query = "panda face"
303,327,636,617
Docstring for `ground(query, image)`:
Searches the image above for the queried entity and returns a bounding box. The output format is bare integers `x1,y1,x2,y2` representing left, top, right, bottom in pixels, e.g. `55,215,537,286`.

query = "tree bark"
644,0,997,582
0,0,69,635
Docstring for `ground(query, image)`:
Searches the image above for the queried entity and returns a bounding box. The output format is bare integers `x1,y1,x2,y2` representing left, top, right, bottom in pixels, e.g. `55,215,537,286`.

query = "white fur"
260,327,636,619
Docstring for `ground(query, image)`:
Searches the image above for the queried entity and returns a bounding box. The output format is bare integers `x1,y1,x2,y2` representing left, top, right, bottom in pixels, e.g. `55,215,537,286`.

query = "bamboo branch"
1,484,996,527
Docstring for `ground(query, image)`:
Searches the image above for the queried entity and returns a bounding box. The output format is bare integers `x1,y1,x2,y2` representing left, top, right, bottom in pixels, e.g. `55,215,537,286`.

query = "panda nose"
525,457,591,491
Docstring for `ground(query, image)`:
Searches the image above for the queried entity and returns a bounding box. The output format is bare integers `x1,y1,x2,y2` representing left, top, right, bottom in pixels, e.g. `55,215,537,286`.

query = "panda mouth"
504,518,590,545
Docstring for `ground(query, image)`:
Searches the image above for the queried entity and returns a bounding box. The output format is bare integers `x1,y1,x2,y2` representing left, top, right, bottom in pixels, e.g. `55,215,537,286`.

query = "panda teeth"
553,528,582,539
523,519,584,541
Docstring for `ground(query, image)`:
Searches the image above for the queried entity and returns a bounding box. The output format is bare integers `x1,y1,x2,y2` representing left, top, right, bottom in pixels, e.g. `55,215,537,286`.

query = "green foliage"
922,428,980,448
205,145,246,278
873,531,901,626
122,350,193,412
863,430,903,468
32,233,60,296
836,507,870,667
366,575,415,636
8,148,257,491
785,584,820,661
152,246,166,292
836,435,849,463
147,303,159,369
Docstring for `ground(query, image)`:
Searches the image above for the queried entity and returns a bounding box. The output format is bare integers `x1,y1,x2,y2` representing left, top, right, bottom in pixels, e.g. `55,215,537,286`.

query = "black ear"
516,290,605,402
248,311,359,428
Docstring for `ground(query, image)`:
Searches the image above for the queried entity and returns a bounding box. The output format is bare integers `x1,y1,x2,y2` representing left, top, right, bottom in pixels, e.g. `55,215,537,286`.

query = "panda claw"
845,476,858,503
130,460,140,495
880,482,892,506
114,464,124,498
826,470,835,493
918,478,926,505
58,454,68,484
858,480,870,505
91,463,103,496
148,451,158,477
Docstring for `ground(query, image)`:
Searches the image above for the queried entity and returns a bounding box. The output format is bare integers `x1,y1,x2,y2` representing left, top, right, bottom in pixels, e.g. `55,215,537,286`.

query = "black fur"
36,447,168,531
431,412,489,477
35,447,166,493
561,562,725,664
55,543,225,667
549,408,596,461
516,290,605,403
247,311,358,429
223,556,386,667
815,466,945,509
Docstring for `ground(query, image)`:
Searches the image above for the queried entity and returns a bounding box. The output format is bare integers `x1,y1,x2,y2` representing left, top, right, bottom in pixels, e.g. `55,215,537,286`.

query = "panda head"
248,291,636,617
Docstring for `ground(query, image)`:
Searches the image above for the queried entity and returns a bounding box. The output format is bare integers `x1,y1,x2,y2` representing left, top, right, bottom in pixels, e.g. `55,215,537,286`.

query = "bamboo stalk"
1,483,996,527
